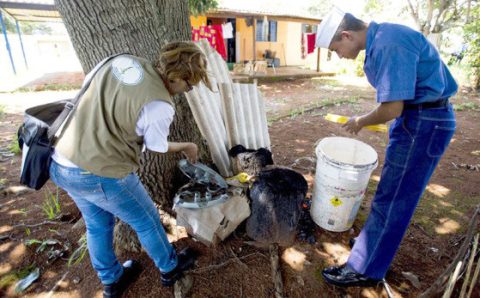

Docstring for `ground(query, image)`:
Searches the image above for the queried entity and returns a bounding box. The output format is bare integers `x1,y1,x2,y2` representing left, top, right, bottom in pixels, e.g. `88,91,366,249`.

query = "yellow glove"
324,113,388,133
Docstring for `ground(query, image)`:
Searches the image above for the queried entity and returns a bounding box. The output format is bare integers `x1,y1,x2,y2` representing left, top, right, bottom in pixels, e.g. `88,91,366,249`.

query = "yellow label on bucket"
330,196,343,207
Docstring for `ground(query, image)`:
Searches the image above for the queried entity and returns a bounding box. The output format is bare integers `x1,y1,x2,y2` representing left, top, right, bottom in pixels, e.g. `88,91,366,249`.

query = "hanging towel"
307,33,316,54
222,22,234,39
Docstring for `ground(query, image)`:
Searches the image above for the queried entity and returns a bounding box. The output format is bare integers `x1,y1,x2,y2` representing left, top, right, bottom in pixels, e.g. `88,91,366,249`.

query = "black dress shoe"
103,260,142,298
322,264,382,288
161,247,198,287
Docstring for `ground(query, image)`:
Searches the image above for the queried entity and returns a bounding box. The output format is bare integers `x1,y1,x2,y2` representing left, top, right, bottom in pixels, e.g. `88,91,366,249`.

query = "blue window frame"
256,20,277,42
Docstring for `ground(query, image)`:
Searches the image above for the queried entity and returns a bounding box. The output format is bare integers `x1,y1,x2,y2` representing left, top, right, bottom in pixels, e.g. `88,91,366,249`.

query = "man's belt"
404,98,449,110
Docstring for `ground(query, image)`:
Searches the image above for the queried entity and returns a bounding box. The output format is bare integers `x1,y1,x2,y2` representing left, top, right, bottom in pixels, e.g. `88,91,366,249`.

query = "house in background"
1,0,332,83
190,0,328,72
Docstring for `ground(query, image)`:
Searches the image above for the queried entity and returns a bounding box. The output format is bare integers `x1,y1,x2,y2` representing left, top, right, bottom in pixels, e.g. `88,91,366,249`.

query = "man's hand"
182,143,198,164
343,116,364,135
343,101,404,135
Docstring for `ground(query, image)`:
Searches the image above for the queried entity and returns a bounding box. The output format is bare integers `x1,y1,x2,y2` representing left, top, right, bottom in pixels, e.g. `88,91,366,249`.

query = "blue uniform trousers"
347,104,456,279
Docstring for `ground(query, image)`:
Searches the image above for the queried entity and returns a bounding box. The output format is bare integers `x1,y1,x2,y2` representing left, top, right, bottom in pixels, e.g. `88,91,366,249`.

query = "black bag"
19,100,72,189
18,54,125,190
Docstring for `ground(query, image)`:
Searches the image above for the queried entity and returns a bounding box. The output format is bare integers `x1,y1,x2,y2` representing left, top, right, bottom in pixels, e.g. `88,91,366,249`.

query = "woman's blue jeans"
50,160,177,284
347,104,456,279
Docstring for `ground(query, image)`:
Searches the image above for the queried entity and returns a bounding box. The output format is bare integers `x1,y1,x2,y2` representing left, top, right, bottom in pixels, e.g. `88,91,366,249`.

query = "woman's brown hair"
156,41,212,90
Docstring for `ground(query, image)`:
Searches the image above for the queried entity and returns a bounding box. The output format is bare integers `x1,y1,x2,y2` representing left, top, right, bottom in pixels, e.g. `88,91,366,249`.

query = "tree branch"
419,206,480,298
407,0,422,30
190,252,264,274
13,221,60,228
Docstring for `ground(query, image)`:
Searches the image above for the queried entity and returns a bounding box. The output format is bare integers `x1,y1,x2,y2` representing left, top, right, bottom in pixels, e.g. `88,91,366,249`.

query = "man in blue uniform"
314,8,457,287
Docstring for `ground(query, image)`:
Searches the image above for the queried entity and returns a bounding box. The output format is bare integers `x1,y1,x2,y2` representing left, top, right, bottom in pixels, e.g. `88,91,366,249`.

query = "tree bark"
54,0,210,210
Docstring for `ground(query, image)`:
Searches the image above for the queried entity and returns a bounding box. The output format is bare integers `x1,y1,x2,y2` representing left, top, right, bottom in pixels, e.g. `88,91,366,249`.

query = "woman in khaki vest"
50,41,212,298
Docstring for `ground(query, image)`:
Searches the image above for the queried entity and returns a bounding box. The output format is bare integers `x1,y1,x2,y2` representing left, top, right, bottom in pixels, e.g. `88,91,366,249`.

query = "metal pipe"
15,20,28,69
0,9,16,74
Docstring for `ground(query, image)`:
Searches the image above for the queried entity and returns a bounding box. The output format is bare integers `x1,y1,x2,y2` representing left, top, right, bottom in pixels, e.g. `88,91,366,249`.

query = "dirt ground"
0,74,479,298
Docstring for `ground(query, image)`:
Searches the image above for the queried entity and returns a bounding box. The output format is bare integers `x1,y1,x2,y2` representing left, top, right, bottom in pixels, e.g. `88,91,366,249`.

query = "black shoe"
322,264,382,288
103,260,142,298
161,247,197,287
349,238,356,248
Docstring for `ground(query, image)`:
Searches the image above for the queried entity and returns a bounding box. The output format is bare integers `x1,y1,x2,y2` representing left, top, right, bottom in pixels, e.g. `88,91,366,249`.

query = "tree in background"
189,0,218,16
464,4,480,90
307,0,333,16
405,0,477,37
55,0,212,251
1,12,52,35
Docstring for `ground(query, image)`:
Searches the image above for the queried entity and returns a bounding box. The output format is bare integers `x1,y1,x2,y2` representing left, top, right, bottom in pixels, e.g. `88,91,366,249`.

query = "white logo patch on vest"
111,56,144,85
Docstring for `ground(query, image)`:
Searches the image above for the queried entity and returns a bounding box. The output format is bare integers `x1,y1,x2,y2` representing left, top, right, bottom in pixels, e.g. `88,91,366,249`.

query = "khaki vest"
55,55,173,178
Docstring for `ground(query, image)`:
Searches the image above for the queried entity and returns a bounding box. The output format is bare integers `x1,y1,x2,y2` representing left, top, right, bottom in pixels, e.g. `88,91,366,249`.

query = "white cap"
315,7,346,48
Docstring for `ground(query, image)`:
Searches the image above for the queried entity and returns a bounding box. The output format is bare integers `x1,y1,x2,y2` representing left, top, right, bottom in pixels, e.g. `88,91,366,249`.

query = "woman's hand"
182,142,198,164
167,142,198,163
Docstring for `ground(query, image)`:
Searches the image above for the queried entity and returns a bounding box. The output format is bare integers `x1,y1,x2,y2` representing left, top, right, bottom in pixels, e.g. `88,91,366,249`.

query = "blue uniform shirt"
364,22,458,104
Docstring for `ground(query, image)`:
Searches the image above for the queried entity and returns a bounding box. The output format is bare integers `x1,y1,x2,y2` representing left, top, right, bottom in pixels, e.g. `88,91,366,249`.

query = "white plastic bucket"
311,137,378,232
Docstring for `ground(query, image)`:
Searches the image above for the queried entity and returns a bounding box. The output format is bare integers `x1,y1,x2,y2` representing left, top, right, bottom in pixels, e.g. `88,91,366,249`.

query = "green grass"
0,264,35,290
14,83,81,93
453,102,480,111
25,238,59,253
0,105,5,119
288,107,306,118
42,188,61,220
414,190,479,236
68,233,88,267
311,78,341,87
9,135,21,155
268,97,360,124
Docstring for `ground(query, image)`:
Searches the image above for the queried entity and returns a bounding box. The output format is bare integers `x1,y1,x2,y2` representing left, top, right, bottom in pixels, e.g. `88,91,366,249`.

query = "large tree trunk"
55,0,210,210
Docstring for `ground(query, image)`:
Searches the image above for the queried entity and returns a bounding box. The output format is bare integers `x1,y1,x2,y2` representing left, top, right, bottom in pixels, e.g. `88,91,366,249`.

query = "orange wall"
190,16,207,28
236,19,291,65
236,18,254,61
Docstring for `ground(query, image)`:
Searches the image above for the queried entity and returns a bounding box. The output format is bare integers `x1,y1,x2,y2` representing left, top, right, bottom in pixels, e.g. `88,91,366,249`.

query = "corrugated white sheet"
219,82,270,150
185,39,270,177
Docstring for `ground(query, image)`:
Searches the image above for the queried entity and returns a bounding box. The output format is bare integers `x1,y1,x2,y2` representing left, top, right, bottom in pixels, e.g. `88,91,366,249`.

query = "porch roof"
0,0,59,22
208,0,322,24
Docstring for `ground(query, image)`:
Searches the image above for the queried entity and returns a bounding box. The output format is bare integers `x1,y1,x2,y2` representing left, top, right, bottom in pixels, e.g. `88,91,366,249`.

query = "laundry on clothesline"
192,25,227,59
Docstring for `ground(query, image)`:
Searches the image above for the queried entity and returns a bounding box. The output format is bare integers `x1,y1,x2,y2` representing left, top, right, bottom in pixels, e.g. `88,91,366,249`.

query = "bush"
354,51,365,77
464,6,480,90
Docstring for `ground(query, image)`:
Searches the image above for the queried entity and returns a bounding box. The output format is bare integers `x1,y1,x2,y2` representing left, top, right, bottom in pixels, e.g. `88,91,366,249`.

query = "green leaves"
189,0,218,16
68,234,88,267
42,188,62,220
464,5,480,89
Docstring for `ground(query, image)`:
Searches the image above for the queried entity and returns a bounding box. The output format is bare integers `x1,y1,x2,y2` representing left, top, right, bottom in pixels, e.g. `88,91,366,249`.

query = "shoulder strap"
47,53,128,141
